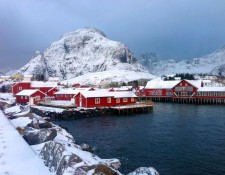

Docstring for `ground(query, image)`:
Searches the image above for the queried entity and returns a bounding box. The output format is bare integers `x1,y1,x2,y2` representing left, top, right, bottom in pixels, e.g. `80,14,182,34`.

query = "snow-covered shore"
0,93,159,175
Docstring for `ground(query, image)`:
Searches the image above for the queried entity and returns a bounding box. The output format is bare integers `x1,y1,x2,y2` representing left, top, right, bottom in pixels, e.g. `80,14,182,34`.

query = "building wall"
74,93,137,108
172,80,197,97
55,94,75,101
16,91,45,105
145,88,173,97
12,82,31,95
47,88,58,97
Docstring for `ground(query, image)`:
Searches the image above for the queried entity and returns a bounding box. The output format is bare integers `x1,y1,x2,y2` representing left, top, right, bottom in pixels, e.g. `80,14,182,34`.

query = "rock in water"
128,167,159,175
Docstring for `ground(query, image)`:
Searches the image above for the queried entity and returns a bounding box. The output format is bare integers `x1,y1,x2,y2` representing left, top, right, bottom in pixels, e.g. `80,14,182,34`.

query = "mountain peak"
18,28,151,81
61,27,107,39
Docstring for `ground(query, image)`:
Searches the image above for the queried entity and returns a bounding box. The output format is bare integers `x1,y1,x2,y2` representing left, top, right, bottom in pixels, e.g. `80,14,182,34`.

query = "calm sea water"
54,103,225,175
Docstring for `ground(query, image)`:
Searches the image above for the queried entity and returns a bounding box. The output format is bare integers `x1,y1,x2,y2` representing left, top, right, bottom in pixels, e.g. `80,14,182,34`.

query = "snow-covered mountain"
139,46,225,76
19,28,153,83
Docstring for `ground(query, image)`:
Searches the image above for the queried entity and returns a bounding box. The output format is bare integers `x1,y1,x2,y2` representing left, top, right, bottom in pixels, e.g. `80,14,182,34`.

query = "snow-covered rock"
128,167,159,175
139,46,225,76
18,28,154,83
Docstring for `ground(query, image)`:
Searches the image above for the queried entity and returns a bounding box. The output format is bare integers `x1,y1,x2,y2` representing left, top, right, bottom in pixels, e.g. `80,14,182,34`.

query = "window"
19,86,22,90
166,92,172,96
185,83,188,86
107,97,111,103
21,96,23,99
25,96,28,99
35,96,40,101
116,98,120,103
95,98,100,104
123,98,128,102
180,83,182,86
131,98,134,102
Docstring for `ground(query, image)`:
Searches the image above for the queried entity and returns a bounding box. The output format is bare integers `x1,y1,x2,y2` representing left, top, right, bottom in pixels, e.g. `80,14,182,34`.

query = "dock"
110,102,153,115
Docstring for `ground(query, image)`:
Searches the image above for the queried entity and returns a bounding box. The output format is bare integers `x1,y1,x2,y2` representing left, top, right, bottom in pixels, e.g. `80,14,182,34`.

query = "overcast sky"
1,0,225,71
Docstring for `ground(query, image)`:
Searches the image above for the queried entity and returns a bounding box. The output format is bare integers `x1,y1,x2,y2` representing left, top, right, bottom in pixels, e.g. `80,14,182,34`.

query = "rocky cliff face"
139,46,225,76
19,28,150,81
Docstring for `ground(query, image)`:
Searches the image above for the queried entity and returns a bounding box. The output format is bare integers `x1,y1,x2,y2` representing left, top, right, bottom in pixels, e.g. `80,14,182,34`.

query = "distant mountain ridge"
18,27,154,83
139,46,225,76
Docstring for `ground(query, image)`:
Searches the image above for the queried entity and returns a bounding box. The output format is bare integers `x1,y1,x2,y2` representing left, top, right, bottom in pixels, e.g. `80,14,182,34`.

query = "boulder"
94,164,120,175
40,141,65,172
102,159,121,170
127,167,159,175
23,128,57,145
39,121,53,129
80,143,94,153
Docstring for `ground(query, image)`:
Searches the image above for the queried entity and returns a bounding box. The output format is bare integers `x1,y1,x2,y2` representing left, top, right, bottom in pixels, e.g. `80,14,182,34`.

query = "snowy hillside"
18,28,153,82
61,69,156,86
139,46,225,76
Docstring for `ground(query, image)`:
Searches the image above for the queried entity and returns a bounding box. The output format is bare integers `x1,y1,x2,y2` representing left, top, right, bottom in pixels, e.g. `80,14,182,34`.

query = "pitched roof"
145,80,181,89
54,89,79,95
111,91,137,98
16,90,39,96
78,90,114,98
31,81,58,88
78,90,137,98
198,87,225,92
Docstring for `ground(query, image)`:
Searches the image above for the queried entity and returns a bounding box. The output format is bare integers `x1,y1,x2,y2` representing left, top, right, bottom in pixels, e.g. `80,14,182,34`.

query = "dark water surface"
54,103,225,175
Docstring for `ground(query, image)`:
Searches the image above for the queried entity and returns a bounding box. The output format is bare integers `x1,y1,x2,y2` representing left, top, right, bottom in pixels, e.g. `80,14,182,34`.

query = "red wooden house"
12,82,31,95
15,90,46,105
74,91,137,108
54,89,79,101
145,80,180,98
172,80,198,98
12,81,58,97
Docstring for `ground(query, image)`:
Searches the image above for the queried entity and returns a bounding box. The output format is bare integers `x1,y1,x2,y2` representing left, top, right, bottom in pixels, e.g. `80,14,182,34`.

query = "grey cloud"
1,0,225,70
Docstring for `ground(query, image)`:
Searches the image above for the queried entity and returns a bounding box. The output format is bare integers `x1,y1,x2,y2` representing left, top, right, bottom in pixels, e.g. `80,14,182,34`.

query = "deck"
110,102,154,115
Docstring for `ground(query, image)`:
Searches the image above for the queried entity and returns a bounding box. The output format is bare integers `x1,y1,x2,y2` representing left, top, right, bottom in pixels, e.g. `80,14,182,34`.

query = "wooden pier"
110,102,153,115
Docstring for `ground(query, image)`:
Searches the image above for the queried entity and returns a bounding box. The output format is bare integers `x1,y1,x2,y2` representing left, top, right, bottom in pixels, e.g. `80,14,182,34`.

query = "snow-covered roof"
79,90,137,98
16,89,39,96
79,90,114,98
54,89,79,95
145,80,181,89
48,77,59,81
31,81,58,88
185,80,203,88
111,91,137,98
198,87,225,92
114,86,133,91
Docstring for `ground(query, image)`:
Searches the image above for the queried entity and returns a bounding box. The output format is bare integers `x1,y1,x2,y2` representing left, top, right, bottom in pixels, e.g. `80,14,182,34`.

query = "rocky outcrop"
94,164,120,175
127,167,160,175
23,128,57,145
39,141,121,175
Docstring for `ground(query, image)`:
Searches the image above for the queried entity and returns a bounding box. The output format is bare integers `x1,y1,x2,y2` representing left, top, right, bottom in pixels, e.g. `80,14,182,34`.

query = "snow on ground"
0,110,53,175
4,105,21,115
0,93,15,105
44,100,74,106
61,69,156,86
32,106,65,113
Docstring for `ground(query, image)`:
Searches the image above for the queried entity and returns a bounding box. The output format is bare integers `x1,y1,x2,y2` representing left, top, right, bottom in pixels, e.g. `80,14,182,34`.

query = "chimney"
201,81,204,87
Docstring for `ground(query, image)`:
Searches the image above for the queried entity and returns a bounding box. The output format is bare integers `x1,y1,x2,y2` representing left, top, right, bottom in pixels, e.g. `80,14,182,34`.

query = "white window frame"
123,98,128,102
107,97,111,103
35,96,40,101
19,86,22,90
131,97,135,102
116,98,120,103
95,98,100,104
21,96,23,99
